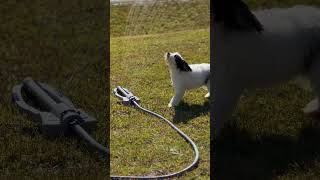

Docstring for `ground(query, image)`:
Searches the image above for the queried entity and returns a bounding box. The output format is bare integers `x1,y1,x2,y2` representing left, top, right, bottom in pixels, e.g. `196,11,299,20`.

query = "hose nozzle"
113,86,140,106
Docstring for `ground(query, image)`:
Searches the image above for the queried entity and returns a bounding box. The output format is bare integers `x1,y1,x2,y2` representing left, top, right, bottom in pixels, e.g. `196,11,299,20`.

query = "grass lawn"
0,1,108,179
216,84,320,179
110,29,210,179
111,0,320,179
215,1,320,180
110,0,210,179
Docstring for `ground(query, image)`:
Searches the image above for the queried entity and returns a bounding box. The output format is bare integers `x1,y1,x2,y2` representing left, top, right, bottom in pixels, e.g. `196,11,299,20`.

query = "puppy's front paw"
168,103,173,108
205,93,210,98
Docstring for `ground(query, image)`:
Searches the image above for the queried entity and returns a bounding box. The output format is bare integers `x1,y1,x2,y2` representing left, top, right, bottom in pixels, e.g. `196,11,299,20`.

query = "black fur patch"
174,55,192,72
213,0,264,32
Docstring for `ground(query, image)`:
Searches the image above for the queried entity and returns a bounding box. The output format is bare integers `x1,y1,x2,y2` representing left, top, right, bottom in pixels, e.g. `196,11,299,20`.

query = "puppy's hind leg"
168,89,185,107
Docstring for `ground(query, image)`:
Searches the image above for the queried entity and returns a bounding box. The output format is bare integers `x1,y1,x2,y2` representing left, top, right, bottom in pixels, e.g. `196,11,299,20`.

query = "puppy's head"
165,52,192,72
212,0,264,32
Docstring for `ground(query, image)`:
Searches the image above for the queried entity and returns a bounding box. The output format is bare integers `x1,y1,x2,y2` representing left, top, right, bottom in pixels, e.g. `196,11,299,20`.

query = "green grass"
110,1,210,178
215,1,320,180
0,1,108,179
215,84,320,179
110,0,320,179
110,29,210,178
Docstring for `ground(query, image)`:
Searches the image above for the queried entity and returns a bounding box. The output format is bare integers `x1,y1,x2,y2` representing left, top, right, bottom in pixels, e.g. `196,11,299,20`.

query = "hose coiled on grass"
109,100,200,179
73,90,200,179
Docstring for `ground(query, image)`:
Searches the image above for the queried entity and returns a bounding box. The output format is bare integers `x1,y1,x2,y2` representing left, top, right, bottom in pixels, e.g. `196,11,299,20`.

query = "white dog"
165,52,210,107
212,0,320,139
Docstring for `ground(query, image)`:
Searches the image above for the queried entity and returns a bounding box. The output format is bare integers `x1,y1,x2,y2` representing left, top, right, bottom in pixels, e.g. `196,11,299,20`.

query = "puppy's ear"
174,55,192,72
233,0,264,32
213,0,264,33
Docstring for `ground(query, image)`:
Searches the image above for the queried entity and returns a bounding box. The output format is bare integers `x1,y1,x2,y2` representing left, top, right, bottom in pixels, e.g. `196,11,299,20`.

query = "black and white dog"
165,52,210,107
212,0,320,138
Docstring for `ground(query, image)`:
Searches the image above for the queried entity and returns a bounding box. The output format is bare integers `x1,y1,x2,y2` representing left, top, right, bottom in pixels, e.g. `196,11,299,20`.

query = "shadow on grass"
214,122,320,180
21,126,107,160
173,101,210,123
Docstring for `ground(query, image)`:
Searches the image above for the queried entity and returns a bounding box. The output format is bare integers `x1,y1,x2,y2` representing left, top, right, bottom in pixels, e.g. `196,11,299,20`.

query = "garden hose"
111,86,200,179
12,78,200,179
71,123,110,154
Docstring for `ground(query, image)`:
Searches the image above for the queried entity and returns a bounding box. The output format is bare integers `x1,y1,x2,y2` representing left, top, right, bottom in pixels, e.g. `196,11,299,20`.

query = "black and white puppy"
165,52,210,107
212,0,320,138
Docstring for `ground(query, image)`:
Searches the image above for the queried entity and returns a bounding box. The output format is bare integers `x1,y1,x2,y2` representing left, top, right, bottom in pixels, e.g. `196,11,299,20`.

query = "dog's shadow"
173,101,210,123
214,122,320,180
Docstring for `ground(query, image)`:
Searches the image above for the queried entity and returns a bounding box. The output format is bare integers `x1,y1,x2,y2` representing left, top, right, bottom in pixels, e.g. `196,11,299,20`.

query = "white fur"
212,4,320,138
165,52,210,107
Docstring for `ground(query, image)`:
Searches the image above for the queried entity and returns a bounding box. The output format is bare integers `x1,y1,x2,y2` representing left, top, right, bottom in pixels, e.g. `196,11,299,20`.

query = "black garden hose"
13,78,200,178
71,123,110,155
71,98,200,179
110,86,200,179
66,57,199,177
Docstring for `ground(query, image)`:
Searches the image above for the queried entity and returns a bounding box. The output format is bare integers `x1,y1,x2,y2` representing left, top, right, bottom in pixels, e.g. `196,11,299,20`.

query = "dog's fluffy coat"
212,0,320,138
165,52,210,107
